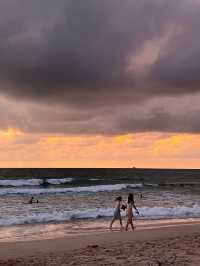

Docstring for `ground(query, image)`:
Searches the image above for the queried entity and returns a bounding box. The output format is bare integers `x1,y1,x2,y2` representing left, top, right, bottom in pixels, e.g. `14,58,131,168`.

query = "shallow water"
1,217,200,243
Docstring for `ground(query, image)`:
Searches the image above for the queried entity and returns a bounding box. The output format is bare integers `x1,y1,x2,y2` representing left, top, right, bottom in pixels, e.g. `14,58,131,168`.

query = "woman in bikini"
125,193,139,231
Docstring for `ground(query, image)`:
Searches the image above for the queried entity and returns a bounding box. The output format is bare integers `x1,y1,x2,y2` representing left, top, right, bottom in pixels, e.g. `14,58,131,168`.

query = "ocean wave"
1,178,199,189
144,183,159,187
0,208,113,226
0,179,43,187
0,183,143,195
139,204,200,219
46,178,73,185
1,205,200,226
0,178,73,187
144,182,200,188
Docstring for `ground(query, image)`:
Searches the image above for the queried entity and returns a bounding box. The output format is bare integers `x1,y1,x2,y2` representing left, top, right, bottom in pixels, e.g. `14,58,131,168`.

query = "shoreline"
1,216,200,243
0,221,200,259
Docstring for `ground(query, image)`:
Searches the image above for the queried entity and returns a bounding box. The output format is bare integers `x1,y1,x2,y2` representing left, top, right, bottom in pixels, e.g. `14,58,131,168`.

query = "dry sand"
0,223,200,265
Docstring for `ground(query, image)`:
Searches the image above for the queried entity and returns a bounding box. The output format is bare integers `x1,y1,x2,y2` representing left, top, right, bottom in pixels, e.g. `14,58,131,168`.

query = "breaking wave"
0,178,73,187
139,204,200,219
145,182,200,187
0,183,143,195
1,205,200,226
0,178,199,189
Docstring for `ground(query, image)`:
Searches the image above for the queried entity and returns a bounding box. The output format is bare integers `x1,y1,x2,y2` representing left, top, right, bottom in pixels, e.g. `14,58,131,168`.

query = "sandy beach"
0,222,200,265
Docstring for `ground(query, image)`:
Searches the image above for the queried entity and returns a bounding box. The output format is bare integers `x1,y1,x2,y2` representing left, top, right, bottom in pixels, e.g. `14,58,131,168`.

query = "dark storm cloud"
0,0,181,102
149,39,200,93
149,5,200,93
1,0,200,134
14,101,200,135
117,109,200,134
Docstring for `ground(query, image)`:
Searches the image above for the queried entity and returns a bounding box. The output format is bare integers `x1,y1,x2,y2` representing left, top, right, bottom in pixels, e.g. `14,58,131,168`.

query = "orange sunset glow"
0,0,200,169
0,127,199,168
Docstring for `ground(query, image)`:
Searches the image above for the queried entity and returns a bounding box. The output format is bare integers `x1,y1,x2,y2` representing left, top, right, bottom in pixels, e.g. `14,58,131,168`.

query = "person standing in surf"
125,193,139,231
109,196,123,230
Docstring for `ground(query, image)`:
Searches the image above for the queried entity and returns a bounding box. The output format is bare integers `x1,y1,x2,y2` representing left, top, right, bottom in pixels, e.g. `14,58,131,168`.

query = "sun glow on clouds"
153,135,189,155
0,132,199,168
0,128,22,140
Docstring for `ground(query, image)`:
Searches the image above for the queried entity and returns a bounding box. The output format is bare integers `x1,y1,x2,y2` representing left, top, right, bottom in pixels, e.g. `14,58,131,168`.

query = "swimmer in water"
28,196,34,204
28,197,39,204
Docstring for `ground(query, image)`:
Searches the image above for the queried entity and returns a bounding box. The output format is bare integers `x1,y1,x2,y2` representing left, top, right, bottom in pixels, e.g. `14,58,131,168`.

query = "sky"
0,0,200,168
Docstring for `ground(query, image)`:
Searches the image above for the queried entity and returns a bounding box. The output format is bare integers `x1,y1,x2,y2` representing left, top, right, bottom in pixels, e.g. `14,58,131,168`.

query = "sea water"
0,168,200,242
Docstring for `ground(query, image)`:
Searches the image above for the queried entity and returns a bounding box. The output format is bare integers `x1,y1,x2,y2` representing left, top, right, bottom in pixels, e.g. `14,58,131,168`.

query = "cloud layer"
0,0,200,134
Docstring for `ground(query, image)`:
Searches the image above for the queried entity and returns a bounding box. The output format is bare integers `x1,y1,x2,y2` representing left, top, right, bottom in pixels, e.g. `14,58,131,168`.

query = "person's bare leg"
125,221,129,231
130,220,135,231
119,218,123,230
109,218,115,229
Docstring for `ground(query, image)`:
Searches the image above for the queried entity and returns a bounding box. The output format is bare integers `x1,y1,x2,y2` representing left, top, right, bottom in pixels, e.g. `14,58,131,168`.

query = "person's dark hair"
121,204,127,210
128,193,134,203
115,196,122,201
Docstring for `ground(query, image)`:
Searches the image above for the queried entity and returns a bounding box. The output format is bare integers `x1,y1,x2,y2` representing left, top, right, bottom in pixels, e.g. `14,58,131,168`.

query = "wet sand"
0,223,200,265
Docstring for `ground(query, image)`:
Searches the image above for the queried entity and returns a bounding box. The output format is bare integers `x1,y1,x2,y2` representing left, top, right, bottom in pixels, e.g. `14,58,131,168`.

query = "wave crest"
0,178,73,187
0,183,143,195
1,205,200,226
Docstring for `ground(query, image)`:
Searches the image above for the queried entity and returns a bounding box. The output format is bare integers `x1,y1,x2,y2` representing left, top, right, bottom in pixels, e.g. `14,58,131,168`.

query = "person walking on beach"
125,193,139,231
109,196,123,230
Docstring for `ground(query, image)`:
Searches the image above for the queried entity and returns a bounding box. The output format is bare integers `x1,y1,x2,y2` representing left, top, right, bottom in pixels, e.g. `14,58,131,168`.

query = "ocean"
0,168,200,242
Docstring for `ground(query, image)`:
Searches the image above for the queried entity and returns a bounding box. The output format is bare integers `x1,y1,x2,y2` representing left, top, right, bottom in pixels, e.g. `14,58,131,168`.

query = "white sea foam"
0,178,73,187
1,205,200,226
0,179,43,187
138,205,200,219
46,178,73,185
144,182,200,187
0,183,143,195
0,208,113,226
